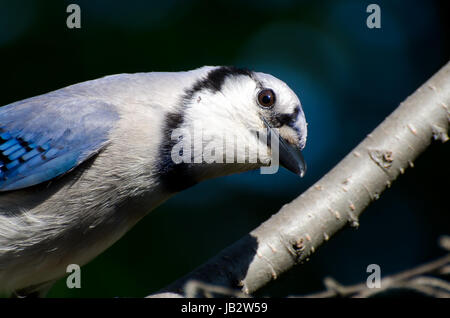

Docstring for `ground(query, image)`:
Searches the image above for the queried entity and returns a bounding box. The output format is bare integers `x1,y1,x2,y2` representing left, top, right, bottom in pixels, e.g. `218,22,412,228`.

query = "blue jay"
0,66,307,297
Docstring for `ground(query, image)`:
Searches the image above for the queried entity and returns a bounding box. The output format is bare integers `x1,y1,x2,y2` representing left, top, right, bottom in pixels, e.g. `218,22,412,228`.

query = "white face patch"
253,72,302,116
159,66,308,188
180,68,307,160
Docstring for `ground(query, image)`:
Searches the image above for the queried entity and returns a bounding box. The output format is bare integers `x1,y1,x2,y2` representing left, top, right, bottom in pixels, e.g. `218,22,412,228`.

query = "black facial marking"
157,110,195,193
185,66,253,100
276,106,300,127
158,155,197,193
157,66,253,193
165,112,184,134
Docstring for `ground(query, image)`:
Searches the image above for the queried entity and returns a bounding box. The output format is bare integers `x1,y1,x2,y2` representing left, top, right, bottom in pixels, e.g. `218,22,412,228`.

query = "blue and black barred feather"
0,128,79,191
0,94,118,192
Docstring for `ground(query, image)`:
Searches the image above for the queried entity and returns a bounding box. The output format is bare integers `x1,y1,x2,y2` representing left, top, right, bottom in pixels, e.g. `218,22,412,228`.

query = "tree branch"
152,61,450,297
302,236,450,298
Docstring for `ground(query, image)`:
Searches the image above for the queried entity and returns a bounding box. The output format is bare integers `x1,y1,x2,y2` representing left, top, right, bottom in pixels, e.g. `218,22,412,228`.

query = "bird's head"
158,66,307,191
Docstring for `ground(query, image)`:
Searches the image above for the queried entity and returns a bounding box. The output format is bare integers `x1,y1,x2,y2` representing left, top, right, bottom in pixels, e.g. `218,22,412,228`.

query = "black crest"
185,66,253,100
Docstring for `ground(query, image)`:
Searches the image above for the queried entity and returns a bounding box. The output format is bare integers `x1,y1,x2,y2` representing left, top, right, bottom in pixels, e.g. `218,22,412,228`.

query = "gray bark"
154,61,450,297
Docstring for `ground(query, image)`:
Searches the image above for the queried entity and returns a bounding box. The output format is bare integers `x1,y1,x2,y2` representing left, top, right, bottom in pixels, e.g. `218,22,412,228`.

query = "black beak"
262,118,307,177
278,134,307,177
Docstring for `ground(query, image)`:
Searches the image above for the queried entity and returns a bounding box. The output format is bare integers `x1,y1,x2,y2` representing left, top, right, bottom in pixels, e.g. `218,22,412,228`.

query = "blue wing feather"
0,92,119,191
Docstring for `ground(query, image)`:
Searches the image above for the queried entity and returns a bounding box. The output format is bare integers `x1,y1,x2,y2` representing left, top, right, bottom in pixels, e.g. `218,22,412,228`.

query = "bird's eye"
257,89,276,108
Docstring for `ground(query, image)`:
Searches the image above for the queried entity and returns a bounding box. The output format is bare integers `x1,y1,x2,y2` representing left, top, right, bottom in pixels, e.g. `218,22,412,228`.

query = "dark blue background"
0,0,448,297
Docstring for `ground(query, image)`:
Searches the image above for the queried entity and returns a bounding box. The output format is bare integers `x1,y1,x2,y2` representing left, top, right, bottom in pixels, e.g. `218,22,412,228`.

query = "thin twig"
303,252,450,298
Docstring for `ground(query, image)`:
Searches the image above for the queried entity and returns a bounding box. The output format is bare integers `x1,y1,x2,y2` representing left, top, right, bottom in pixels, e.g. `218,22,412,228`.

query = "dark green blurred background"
0,0,448,297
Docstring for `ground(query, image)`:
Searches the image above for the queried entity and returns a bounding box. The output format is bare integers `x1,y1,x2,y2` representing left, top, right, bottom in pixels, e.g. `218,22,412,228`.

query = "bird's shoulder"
0,92,119,191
